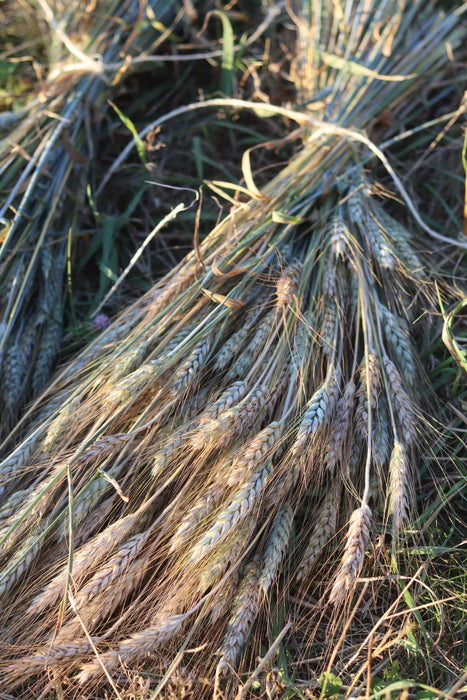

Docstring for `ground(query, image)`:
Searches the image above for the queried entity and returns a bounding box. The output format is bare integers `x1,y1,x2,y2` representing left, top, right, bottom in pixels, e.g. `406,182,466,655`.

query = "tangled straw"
0,1,465,696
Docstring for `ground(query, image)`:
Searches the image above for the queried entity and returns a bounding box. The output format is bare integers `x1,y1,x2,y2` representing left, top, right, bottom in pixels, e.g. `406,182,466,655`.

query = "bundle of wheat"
0,0,187,428
0,1,465,697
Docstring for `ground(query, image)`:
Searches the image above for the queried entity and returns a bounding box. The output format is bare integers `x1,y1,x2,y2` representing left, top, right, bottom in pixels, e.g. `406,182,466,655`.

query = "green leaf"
109,100,147,167
214,11,235,96
192,136,204,180
442,298,467,378
383,661,401,682
319,51,416,82
367,680,414,699
319,671,343,698
99,264,118,283
272,211,303,224
416,691,438,700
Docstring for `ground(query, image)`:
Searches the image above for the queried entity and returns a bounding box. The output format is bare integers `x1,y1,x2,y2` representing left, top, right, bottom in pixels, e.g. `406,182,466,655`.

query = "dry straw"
0,0,465,695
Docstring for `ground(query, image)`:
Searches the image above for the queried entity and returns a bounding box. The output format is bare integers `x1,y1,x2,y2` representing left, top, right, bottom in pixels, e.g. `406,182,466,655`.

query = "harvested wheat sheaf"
0,0,178,425
0,0,465,696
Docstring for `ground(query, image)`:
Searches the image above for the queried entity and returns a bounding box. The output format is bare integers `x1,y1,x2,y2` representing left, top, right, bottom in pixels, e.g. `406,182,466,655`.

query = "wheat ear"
196,380,248,423
0,431,40,499
275,261,302,308
355,353,380,438
56,554,151,641
258,505,294,594
296,484,341,581
78,612,189,683
0,524,48,597
187,460,273,564
190,383,269,451
323,380,356,471
4,640,95,674
217,557,261,675
329,503,371,604
28,509,142,615
74,530,150,607
291,366,340,459
379,304,416,385
388,439,411,533
383,357,417,446
172,422,281,551
226,420,283,486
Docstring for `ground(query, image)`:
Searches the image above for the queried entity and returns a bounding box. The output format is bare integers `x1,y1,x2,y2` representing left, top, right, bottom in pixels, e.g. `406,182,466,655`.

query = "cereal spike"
0,525,47,598
328,216,350,259
296,484,340,581
366,216,396,269
107,360,162,405
188,461,273,564
213,294,271,371
377,208,424,276
43,397,81,451
77,432,135,464
355,353,381,438
320,297,339,355
388,440,410,533
190,384,269,451
372,400,391,469
226,421,283,486
276,261,302,308
0,433,38,499
31,312,62,396
217,558,261,674
227,311,276,380
383,356,417,446
292,366,340,458
75,531,149,606
28,510,140,615
171,490,219,551
171,334,213,394
78,612,188,683
5,640,95,673
329,504,371,604
324,380,355,471
196,380,248,423
3,341,26,413
258,505,294,593
197,521,253,594
213,328,250,371
379,304,416,384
